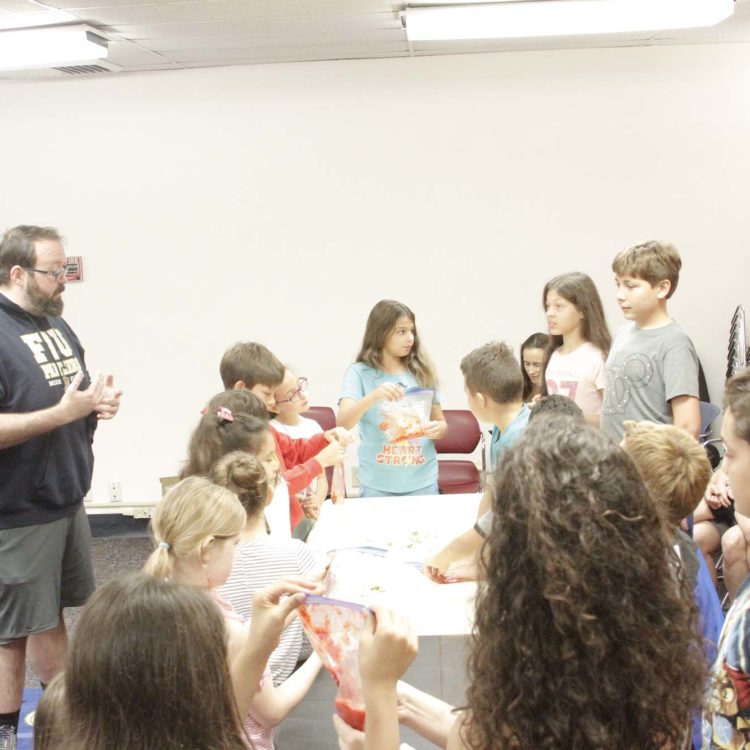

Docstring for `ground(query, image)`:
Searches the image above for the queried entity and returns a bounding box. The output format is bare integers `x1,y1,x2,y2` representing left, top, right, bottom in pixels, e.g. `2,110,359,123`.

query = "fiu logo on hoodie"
20,328,82,388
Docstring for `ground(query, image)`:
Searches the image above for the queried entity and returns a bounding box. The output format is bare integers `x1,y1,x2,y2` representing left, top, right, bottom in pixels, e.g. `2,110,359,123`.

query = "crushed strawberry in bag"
298,595,371,730
379,387,434,443
330,463,346,504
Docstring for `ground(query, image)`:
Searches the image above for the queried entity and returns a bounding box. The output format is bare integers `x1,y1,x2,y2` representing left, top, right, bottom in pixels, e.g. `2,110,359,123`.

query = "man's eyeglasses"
24,267,68,283
276,377,308,405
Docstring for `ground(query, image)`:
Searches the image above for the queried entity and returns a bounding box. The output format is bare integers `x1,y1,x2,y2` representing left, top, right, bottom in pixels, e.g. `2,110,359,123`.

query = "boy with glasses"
271,368,328,537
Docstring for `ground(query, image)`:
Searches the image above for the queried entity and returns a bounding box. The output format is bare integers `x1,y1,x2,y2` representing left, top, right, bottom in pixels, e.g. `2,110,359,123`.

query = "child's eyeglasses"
276,377,308,405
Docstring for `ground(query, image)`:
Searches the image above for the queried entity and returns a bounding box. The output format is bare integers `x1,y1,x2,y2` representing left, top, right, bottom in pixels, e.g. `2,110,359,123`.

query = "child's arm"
338,383,403,430
360,606,419,750
227,577,317,718
422,404,449,440
250,652,323,727
670,395,701,439
397,681,458,748
425,527,484,582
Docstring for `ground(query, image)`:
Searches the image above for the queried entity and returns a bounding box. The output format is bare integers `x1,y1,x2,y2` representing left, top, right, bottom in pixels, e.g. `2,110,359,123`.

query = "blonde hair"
144,476,245,579
612,240,682,298
623,420,711,525
35,673,67,750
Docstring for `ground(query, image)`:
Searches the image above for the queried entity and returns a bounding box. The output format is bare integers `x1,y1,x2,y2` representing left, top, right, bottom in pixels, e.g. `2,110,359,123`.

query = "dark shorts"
0,506,95,645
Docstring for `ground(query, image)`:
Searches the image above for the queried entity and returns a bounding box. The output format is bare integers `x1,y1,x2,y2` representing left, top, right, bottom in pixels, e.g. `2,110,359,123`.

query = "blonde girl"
542,272,611,425
338,299,447,497
144,476,322,750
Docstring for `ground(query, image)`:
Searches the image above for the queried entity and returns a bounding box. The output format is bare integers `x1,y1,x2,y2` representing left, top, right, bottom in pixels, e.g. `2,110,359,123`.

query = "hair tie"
217,406,235,423
158,541,170,551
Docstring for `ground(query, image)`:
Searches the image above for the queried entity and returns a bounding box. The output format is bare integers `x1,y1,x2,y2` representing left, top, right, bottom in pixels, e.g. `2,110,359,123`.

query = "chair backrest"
700,401,721,437
304,406,337,433
434,410,481,455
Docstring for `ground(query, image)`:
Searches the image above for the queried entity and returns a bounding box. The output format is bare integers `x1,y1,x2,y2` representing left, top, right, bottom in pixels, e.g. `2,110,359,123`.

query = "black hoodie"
0,293,97,528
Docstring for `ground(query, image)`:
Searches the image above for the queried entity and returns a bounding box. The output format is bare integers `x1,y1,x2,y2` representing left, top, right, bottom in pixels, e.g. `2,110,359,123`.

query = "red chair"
434,410,485,494
303,406,337,494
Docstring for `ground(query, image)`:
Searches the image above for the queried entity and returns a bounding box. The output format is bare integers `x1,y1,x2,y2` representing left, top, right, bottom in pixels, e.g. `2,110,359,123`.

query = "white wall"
1,43,749,503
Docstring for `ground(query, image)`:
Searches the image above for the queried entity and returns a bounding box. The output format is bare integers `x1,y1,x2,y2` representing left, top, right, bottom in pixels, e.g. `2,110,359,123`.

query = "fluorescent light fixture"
403,0,735,41
0,24,108,71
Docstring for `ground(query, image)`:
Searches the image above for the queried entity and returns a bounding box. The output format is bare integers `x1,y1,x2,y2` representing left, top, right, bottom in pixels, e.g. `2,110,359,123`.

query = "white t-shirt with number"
545,342,606,417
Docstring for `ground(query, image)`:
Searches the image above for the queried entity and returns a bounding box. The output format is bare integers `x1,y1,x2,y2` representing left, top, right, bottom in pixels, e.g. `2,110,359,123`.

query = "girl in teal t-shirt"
338,299,447,497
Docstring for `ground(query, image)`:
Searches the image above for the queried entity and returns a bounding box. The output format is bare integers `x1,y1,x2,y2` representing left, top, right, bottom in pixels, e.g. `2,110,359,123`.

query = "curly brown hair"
465,416,705,750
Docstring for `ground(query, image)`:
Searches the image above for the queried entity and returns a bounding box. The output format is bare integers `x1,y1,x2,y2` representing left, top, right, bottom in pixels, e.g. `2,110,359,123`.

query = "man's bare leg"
26,616,67,685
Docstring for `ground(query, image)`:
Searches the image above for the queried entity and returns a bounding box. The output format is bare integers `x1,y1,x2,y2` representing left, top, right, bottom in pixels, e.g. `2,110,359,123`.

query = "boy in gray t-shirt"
600,240,700,442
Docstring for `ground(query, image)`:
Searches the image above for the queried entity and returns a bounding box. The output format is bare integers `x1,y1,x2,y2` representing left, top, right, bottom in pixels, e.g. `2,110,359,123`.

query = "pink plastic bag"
298,595,370,730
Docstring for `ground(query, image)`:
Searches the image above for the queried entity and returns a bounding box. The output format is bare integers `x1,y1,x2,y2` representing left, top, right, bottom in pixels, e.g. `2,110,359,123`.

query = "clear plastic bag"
330,463,346,504
379,387,434,443
298,595,371,730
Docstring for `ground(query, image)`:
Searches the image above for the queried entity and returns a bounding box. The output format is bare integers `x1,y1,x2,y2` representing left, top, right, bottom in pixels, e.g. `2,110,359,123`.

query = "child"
144,476,322,750
622,420,722,750
339,416,705,750
220,342,349,530
601,240,701,441
270,367,328,525
338,300,447,497
519,332,549,402
182,390,344,536
425,341,531,581
542,271,610,425
212,451,322,685
461,340,530,471
424,393,582,582
703,368,750,748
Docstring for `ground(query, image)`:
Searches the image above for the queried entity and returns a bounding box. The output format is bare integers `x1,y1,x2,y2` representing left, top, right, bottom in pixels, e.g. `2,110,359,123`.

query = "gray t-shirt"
600,321,699,441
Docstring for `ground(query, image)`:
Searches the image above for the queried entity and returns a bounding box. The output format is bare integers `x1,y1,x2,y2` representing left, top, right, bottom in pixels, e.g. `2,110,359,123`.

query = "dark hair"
460,341,523,405
465,416,705,750
181,390,270,479
0,225,63,285
211,450,269,519
725,368,750,443
64,573,247,750
355,300,437,388
541,273,611,396
528,394,584,422
219,342,285,390
520,333,550,401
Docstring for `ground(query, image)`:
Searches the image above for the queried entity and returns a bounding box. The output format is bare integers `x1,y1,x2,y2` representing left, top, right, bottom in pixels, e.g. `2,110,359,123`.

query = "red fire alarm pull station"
65,256,83,283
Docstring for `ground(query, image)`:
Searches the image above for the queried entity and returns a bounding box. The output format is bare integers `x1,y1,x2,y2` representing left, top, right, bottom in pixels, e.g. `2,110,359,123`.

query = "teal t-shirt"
339,362,439,493
489,404,530,470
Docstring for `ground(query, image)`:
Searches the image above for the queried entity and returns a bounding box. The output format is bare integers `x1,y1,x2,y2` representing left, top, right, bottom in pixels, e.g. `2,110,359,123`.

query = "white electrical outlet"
350,465,359,487
108,481,123,503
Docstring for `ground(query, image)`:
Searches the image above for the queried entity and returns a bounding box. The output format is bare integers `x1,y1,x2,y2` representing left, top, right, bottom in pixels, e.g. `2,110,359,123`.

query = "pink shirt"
209,590,275,750
545,342,606,416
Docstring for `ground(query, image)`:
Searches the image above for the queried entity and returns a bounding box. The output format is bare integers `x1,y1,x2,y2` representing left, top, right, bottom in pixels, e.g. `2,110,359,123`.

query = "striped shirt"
218,536,321,685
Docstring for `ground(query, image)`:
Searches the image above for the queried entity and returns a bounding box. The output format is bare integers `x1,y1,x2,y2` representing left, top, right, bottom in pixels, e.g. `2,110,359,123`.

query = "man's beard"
26,279,64,317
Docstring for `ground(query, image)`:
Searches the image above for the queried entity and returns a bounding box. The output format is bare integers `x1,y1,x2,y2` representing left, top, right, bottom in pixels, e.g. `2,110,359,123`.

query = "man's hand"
58,371,105,422
95,374,122,420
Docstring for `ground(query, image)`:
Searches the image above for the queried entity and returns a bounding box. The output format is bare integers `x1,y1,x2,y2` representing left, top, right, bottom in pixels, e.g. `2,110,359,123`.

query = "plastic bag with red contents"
298,594,371,730
379,387,434,443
